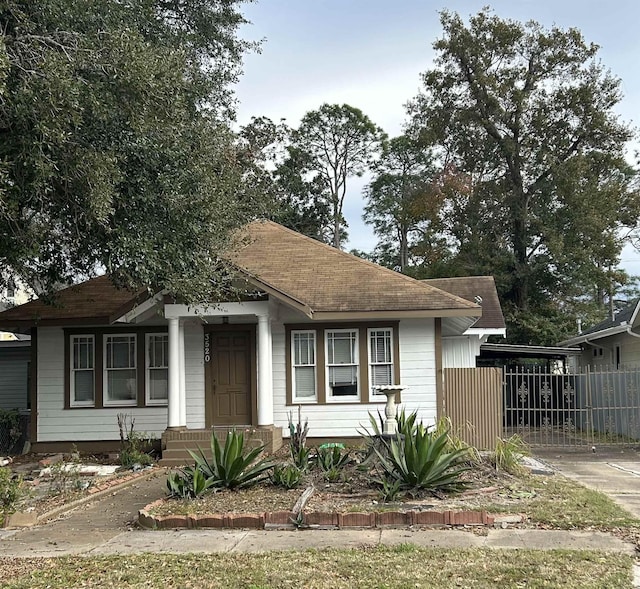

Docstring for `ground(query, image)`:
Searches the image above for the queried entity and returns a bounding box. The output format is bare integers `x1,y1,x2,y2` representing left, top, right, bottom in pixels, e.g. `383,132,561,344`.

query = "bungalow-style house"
559,299,640,369
421,277,506,367
0,221,483,461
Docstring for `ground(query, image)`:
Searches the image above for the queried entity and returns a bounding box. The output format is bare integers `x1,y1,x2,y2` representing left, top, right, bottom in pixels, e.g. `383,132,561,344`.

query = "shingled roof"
231,221,479,318
0,221,480,326
0,276,147,328
421,276,505,330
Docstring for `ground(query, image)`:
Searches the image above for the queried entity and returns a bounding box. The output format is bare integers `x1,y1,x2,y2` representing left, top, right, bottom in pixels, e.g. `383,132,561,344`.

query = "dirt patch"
5,453,157,521
153,451,525,517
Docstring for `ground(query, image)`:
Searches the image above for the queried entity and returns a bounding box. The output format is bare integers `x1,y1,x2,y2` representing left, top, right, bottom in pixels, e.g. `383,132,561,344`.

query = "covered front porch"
159,300,283,465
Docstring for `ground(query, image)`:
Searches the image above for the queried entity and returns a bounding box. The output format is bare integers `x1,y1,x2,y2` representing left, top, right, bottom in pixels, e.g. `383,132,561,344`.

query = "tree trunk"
399,226,409,272
333,214,341,249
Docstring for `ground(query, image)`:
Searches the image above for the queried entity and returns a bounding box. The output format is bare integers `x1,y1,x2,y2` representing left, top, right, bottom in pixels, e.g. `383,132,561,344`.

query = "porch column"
178,320,186,427
257,313,273,426
167,317,180,429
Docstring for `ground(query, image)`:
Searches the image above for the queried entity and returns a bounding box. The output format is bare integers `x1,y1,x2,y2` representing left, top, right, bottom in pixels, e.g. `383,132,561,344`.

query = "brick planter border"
138,499,525,530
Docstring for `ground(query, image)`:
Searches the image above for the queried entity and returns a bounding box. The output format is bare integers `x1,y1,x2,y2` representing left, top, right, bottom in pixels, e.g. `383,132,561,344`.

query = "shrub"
0,466,23,525
373,426,470,494
189,430,274,489
271,464,303,489
0,409,22,454
117,413,154,468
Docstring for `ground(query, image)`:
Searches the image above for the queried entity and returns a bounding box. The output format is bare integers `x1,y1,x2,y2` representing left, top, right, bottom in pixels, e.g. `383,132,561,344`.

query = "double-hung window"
104,334,137,405
71,335,95,406
291,330,316,402
146,333,169,405
326,329,359,400
368,328,394,397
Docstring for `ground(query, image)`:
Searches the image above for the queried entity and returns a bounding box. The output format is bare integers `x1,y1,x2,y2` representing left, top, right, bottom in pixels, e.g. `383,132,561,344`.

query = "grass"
478,474,640,529
0,547,633,588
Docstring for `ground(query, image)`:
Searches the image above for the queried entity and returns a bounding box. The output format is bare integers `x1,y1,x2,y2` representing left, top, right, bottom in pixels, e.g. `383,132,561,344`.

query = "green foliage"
0,466,23,524
433,416,481,465
166,467,214,499
117,414,154,468
316,445,351,473
47,460,86,496
288,408,311,471
189,431,274,490
0,408,22,454
376,477,404,503
289,103,386,248
373,426,470,493
0,0,258,302
363,134,444,272
403,9,639,344
491,435,530,475
270,464,303,490
290,446,312,472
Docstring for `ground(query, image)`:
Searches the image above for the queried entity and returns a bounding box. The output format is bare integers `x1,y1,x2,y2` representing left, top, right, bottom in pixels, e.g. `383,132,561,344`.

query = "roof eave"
559,324,629,346
310,308,482,321
243,276,314,318
465,327,507,336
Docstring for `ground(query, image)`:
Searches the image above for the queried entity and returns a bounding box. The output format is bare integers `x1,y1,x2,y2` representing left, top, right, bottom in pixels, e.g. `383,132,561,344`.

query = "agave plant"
166,466,214,498
189,430,274,490
373,426,470,493
270,463,303,489
316,445,350,472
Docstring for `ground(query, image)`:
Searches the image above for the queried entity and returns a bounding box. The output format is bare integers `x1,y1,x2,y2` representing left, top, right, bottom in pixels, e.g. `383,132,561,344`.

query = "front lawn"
0,548,634,588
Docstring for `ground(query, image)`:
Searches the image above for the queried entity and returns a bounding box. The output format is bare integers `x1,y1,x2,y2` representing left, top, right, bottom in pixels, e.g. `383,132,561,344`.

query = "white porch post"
178,320,186,427
167,317,180,429
257,314,273,426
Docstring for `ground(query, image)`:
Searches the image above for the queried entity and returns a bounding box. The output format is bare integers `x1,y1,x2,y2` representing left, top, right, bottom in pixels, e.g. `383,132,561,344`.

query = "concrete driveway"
535,448,640,518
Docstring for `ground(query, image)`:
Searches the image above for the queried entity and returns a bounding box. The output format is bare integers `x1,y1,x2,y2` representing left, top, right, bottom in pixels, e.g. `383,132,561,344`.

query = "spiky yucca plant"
189,430,274,490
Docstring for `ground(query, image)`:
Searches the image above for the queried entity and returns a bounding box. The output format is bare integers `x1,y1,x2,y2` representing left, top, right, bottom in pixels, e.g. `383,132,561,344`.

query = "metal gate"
504,366,640,448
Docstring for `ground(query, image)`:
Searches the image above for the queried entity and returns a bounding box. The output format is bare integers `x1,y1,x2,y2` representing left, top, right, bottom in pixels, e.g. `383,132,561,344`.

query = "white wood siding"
0,347,30,411
37,328,167,442
442,336,480,369
272,318,437,438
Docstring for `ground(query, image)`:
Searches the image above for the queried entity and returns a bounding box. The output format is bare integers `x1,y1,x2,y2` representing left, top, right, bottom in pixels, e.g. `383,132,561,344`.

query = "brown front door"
205,329,253,426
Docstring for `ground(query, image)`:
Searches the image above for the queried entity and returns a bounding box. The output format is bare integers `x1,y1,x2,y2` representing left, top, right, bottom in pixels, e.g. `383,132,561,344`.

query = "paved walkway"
536,448,640,518
0,468,636,559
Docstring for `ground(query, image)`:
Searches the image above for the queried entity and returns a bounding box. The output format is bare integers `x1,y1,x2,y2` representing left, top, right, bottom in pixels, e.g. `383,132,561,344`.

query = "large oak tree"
406,9,639,344
0,0,257,302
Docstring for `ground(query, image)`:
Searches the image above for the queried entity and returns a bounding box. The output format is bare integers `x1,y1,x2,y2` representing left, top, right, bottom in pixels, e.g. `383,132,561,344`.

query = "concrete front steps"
159,426,283,468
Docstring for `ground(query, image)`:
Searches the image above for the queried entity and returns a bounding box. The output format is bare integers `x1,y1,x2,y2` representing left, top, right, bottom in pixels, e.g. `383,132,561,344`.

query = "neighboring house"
559,299,640,369
0,278,33,341
0,221,482,455
422,277,506,368
0,337,31,412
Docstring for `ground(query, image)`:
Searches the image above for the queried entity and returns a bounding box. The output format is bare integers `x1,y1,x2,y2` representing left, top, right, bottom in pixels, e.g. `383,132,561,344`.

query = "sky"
233,0,640,273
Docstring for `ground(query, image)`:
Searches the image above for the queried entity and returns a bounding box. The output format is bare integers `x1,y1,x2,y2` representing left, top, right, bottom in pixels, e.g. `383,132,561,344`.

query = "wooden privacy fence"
442,367,503,450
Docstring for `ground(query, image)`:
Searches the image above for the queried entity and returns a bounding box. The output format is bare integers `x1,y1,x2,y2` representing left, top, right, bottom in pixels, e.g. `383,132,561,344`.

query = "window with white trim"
104,334,137,405
368,328,394,397
325,329,359,399
71,335,95,406
146,333,169,405
291,330,316,402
